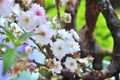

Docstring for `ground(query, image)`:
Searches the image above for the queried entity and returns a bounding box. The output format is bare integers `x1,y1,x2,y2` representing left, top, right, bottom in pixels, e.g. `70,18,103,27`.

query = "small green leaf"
4,29,15,44
0,44,8,48
20,52,28,57
17,32,35,45
0,26,16,44
8,21,11,27
40,67,52,79
2,48,17,75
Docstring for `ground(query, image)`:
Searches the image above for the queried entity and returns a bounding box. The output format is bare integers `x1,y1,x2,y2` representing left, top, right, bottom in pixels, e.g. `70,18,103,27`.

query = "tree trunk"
83,0,120,79
79,0,103,70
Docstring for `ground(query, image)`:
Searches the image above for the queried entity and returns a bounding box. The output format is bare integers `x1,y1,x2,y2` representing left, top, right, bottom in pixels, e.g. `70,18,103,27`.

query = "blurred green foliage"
44,1,120,59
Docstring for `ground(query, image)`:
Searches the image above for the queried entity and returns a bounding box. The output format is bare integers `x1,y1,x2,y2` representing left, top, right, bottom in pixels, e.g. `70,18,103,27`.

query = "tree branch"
82,0,120,79
79,0,103,70
64,0,81,30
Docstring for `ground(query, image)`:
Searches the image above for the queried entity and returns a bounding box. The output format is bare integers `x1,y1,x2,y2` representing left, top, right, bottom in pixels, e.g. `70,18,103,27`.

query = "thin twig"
55,0,63,27
32,59,48,68
29,37,49,59
18,25,49,59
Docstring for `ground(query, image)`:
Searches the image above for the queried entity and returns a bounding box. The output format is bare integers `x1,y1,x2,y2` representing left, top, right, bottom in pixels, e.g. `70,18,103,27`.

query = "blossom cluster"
0,0,92,79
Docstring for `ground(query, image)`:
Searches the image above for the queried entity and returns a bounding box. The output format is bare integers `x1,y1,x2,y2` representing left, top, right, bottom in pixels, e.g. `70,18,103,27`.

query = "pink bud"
25,46,33,54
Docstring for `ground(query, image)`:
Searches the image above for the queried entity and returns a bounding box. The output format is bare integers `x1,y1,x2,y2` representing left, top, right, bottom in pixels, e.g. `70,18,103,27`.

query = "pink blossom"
29,3,45,17
25,46,33,54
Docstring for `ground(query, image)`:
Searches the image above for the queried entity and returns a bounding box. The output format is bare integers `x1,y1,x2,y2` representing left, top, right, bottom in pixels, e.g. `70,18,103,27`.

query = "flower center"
70,62,74,66
24,17,30,23
40,31,46,37
35,10,41,16
58,46,62,51
70,44,73,48
54,64,59,68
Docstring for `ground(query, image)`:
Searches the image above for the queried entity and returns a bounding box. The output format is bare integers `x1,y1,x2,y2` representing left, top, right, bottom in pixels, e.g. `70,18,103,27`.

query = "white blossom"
64,57,78,72
34,23,55,46
27,4,47,27
51,39,67,60
28,3,45,17
0,0,14,16
10,23,23,32
51,59,63,74
0,17,6,26
0,17,10,29
66,40,80,54
77,58,89,66
70,29,80,41
57,29,73,40
10,23,23,38
17,12,36,32
63,13,71,23
13,4,21,15
1,47,6,52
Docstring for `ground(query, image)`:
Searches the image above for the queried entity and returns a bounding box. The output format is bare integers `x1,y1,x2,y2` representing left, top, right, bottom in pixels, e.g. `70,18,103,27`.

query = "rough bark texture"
65,0,81,30
82,0,120,79
110,0,120,8
79,0,103,70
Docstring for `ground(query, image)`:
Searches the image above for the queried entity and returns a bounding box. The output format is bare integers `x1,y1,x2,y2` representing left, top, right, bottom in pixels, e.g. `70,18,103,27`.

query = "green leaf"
4,29,16,44
0,26,16,44
0,44,9,48
17,32,35,45
2,48,17,75
8,21,11,27
40,67,52,79
20,52,28,57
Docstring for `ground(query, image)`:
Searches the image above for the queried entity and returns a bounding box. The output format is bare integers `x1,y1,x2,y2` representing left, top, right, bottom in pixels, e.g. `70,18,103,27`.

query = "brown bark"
86,0,100,32
64,0,81,30
15,0,28,11
34,0,45,6
82,0,120,79
15,0,45,11
79,0,103,70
